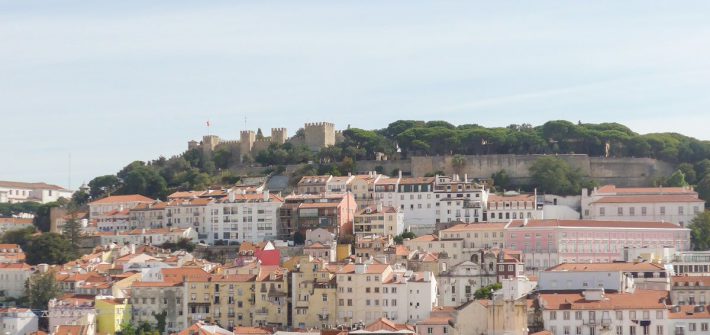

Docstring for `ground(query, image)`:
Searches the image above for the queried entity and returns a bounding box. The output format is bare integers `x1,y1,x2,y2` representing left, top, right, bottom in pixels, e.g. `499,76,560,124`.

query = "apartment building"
206,191,283,244
433,175,488,223
354,204,404,238
0,263,33,298
671,276,710,306
0,244,26,264
279,193,357,238
504,219,690,272
335,262,437,325
186,274,257,329
48,296,96,335
582,185,705,227
538,289,669,335
89,194,155,218
130,280,188,333
291,256,338,329
95,227,198,245
486,193,542,223
129,201,168,229
0,218,34,235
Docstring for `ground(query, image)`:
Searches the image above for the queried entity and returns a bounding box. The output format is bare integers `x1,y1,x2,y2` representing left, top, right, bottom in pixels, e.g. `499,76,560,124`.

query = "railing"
601,318,611,327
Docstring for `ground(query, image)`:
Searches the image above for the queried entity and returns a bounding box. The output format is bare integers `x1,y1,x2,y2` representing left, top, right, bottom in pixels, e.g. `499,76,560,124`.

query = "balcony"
583,319,597,326
675,330,685,335
254,309,269,317
601,318,611,327
295,300,309,308
318,313,330,321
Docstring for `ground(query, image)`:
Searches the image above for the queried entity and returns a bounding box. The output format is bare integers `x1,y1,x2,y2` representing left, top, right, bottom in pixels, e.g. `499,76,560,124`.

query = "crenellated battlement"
271,127,286,132
305,122,335,128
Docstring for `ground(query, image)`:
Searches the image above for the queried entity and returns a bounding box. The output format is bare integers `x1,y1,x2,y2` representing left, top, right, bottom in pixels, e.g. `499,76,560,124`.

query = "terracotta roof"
0,263,32,270
440,222,506,232
0,180,68,191
233,327,274,335
162,267,211,282
529,331,553,335
0,218,33,225
416,316,453,325
54,325,90,335
398,177,435,185
507,219,685,229
89,194,154,205
357,206,398,214
132,281,183,288
672,276,710,287
538,290,669,310
363,317,415,332
0,243,22,249
407,234,438,242
596,185,695,195
547,262,665,272
591,195,703,204
176,322,233,335
305,242,330,249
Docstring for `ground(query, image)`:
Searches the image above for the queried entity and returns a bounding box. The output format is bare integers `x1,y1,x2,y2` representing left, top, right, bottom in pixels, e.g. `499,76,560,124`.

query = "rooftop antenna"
68,153,72,191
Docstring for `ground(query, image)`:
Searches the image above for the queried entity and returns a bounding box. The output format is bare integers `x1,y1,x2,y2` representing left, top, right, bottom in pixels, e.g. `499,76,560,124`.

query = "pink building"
504,219,690,272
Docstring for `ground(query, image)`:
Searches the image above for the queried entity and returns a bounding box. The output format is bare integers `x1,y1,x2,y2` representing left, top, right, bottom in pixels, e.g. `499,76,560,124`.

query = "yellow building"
291,256,338,329
252,265,289,327
186,274,257,329
95,296,131,335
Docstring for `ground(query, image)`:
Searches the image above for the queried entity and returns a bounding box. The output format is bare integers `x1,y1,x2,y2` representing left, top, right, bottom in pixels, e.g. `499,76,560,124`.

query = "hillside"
78,120,710,203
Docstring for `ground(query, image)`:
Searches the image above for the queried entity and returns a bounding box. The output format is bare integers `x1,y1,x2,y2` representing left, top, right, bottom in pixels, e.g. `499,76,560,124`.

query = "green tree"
529,157,584,195
25,270,62,310
491,170,511,191
33,202,60,232
120,166,168,199
664,170,689,187
70,189,91,207
0,202,41,217
1,226,37,250
161,238,196,252
119,322,138,335
25,233,74,265
677,163,698,185
62,216,83,257
393,231,416,244
689,211,710,250
88,175,121,199
474,282,502,300
697,175,710,206
153,310,167,334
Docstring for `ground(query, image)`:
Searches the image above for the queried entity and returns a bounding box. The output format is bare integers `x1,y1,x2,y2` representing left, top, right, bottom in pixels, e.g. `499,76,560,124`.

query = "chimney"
398,170,402,179
263,190,269,201
228,191,235,202
376,202,383,213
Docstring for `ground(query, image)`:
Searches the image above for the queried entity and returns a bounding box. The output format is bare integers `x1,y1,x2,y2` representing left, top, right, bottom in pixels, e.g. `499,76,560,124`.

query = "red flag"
206,120,211,127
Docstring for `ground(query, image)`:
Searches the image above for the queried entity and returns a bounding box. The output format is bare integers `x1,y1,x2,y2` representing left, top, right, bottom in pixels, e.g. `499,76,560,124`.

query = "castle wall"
252,139,272,156
271,128,288,144
355,154,673,187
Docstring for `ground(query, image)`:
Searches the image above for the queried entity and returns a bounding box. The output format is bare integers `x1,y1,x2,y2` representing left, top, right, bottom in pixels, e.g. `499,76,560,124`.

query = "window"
656,310,663,319
630,326,636,335
563,326,570,335
550,311,557,320
576,327,582,335
443,327,448,334
575,311,583,320
702,323,708,332
641,207,647,215
616,311,623,320
600,207,606,216
656,326,664,335
615,326,622,335
427,328,433,334
618,207,623,216
660,206,666,215
689,323,696,331
630,311,637,320
563,311,570,320
643,311,649,320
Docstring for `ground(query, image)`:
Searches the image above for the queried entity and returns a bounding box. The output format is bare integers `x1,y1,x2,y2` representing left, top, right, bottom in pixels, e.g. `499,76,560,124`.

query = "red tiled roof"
507,219,684,229
488,194,535,202
547,262,665,272
591,195,703,204
668,304,710,319
440,222,506,232
89,194,154,205
539,290,669,310
596,185,694,195
0,180,68,191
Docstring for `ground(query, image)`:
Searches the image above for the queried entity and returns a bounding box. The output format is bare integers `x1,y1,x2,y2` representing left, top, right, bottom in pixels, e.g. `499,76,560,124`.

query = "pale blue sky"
2,1,710,190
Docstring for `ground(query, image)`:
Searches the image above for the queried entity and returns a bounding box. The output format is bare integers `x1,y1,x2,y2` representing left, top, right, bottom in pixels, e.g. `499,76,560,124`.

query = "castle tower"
202,135,220,157
271,128,288,144
240,130,256,158
188,140,198,150
304,122,335,151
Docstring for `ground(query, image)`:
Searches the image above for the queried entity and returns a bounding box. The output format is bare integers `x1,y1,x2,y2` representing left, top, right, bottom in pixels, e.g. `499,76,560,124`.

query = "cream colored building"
291,256,338,329
354,204,404,238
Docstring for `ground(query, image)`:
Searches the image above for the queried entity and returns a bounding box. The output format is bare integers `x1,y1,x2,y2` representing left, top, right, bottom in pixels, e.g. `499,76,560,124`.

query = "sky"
2,1,710,190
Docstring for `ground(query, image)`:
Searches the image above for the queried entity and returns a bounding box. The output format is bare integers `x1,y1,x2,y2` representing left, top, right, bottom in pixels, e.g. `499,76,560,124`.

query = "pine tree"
62,216,83,258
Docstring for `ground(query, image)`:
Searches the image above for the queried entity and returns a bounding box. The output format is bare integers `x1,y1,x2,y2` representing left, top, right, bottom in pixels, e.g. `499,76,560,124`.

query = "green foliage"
689,211,710,250
25,233,74,265
70,189,91,208
394,231,416,244
696,175,710,207
491,170,511,191
474,282,502,300
62,216,83,257
119,164,168,199
677,163,697,185
88,175,121,199
1,226,36,249
161,238,196,252
153,310,167,333
25,270,62,310
663,170,689,187
452,155,466,174
0,202,41,217
33,202,60,232
293,231,306,245
529,157,587,196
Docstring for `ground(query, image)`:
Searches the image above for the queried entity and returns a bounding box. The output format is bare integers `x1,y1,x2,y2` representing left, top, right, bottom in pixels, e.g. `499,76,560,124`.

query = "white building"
486,193,543,222
433,174,488,224
88,194,155,218
335,262,437,325
48,296,96,335
0,218,34,235
0,180,72,204
205,190,282,244
0,308,38,335
94,227,198,246
0,263,33,298
581,185,705,227
539,289,669,335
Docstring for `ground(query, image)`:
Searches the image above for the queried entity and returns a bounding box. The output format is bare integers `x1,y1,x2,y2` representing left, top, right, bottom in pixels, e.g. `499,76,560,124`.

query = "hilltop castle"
188,122,345,162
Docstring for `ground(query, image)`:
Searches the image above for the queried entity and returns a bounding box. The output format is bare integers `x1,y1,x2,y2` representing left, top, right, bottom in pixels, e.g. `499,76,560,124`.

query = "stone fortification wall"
356,154,674,187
